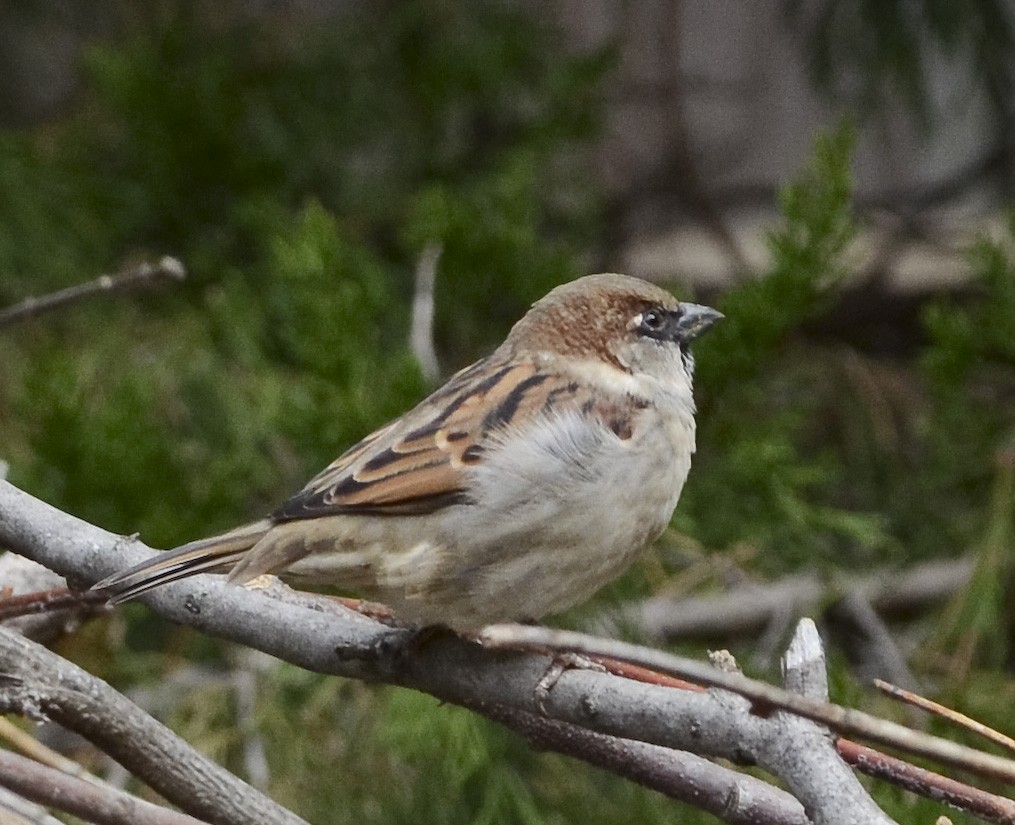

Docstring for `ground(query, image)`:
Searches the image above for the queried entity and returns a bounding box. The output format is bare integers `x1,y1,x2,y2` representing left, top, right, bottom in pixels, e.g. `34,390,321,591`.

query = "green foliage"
917,216,1015,675
699,126,857,385
677,126,895,571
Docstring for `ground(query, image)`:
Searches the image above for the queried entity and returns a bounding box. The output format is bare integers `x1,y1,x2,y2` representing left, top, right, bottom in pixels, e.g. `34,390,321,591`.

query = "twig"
410,243,441,382
0,257,186,330
0,588,107,622
479,623,1015,787
0,626,307,825
0,749,208,825
838,740,1015,824
0,555,99,645
875,680,1015,755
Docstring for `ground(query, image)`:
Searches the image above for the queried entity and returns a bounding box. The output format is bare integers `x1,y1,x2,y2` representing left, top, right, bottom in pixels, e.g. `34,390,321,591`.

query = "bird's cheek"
610,340,639,372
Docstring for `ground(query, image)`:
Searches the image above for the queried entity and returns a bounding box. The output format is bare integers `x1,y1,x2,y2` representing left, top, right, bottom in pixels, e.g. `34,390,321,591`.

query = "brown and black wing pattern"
271,355,560,520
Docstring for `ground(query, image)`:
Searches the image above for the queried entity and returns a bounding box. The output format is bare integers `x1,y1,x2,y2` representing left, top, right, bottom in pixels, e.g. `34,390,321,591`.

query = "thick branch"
0,626,306,825
478,702,810,825
764,620,893,824
0,748,207,825
480,624,1015,787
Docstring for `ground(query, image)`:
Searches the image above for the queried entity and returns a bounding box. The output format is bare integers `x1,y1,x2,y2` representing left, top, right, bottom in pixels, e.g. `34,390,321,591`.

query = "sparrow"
95,273,721,630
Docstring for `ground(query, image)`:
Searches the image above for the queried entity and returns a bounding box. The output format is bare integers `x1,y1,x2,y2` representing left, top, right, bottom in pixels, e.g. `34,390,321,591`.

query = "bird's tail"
93,519,273,605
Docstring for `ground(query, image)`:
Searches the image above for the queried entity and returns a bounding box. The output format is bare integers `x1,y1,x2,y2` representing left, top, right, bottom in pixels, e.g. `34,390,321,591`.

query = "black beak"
674,303,723,344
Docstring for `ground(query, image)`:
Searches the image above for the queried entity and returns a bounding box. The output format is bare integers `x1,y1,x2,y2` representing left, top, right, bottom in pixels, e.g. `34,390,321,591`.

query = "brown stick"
0,257,185,329
0,749,209,825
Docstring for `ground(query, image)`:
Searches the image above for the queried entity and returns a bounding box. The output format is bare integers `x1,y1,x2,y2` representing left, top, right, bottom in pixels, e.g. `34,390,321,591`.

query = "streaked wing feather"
272,357,558,520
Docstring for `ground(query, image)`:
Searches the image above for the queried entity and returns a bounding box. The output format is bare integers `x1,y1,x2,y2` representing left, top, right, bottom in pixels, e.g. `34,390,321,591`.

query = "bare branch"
766,619,895,824
875,679,1015,755
0,626,307,825
477,703,811,825
410,243,441,382
0,554,102,644
479,623,1015,787
0,257,186,330
838,740,1015,824
622,560,973,643
0,784,66,825
1,480,1011,823
0,748,208,825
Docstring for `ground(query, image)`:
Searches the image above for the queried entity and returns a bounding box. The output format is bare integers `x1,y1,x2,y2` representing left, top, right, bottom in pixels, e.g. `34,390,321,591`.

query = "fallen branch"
622,560,973,642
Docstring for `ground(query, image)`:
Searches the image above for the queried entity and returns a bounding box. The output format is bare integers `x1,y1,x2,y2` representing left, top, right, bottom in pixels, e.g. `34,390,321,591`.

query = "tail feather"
93,520,272,604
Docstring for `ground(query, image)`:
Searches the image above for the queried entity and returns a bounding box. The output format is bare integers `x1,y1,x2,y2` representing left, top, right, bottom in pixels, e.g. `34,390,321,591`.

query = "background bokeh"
1,3,1014,823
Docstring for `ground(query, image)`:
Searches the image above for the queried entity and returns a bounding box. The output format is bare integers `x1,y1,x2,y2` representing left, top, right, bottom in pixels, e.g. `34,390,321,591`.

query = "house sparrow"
95,273,721,630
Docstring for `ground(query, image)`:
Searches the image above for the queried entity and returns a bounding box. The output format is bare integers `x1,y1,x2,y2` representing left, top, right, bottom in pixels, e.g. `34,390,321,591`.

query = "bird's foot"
535,651,606,713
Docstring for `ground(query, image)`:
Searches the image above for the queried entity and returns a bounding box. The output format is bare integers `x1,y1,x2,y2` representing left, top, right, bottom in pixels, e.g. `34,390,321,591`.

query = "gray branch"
621,560,972,643
0,480,988,824
478,702,811,825
764,619,894,825
0,748,208,825
0,625,307,825
479,623,1015,788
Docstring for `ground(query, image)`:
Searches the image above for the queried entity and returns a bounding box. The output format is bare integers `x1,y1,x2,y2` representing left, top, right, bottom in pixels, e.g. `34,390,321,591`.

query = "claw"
534,652,606,713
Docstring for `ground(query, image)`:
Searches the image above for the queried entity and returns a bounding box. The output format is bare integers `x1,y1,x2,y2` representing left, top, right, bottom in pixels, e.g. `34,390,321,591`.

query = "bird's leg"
534,650,607,712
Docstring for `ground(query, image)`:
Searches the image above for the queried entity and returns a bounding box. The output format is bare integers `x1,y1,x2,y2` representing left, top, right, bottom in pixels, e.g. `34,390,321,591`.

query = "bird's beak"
675,303,723,343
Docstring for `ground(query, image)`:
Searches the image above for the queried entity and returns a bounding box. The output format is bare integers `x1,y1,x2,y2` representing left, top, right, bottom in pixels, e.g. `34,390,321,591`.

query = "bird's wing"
272,356,598,520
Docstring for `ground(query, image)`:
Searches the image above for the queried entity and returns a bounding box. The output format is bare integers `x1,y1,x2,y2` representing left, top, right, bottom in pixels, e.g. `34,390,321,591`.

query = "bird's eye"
639,308,667,335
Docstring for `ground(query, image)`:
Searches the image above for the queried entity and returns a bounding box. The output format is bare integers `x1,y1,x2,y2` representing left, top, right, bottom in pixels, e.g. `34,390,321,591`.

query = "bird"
94,273,722,630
